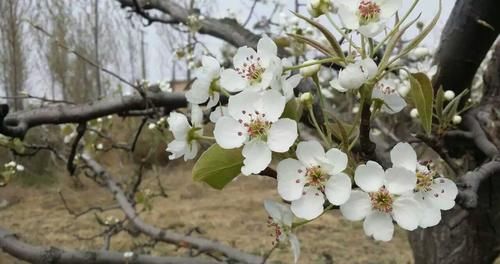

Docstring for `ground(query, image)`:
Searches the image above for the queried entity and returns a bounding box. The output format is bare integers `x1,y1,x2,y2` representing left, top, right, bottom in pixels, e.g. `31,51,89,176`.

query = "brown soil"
0,159,413,264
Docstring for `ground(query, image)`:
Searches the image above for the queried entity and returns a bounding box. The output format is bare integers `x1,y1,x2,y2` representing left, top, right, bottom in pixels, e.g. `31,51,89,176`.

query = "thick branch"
0,227,219,264
0,92,187,138
81,154,263,264
432,0,500,94
458,159,500,208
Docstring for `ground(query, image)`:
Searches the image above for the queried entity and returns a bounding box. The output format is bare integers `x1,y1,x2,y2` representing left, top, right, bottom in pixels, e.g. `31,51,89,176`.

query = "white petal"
340,190,372,221
283,74,302,100
390,142,417,172
385,167,417,195
183,141,199,161
418,201,442,228
220,69,247,92
190,104,203,127
258,89,286,122
338,64,365,90
426,178,458,210
206,92,220,109
363,212,394,241
325,173,352,205
241,140,272,175
209,106,228,123
233,46,257,68
201,55,220,77
329,79,348,92
186,78,209,104
392,196,420,231
354,160,385,192
268,119,298,153
166,140,188,160
358,22,385,38
377,0,402,19
167,112,190,139
291,187,325,220
296,140,325,167
214,117,247,149
338,3,360,29
382,93,407,114
324,148,348,175
277,158,307,201
257,35,278,63
288,233,301,264
228,90,259,122
359,58,378,80
264,200,293,226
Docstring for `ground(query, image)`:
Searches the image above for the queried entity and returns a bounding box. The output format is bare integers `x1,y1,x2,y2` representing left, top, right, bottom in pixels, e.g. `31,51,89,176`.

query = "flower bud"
452,115,462,125
16,165,24,172
148,123,157,130
410,47,430,60
307,0,333,17
444,90,455,101
300,59,321,77
410,108,419,118
96,143,103,150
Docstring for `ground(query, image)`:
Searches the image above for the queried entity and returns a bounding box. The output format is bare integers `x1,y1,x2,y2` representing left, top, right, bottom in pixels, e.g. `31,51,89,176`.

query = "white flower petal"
190,104,203,127
354,161,385,192
340,190,372,221
338,64,365,90
166,140,188,160
358,22,385,38
425,178,458,210
390,142,417,172
268,119,298,153
259,89,286,122
201,55,220,77
338,3,360,29
206,92,220,109
214,117,247,149
329,79,348,92
209,106,228,123
325,148,348,175
241,140,272,175
228,90,259,122
325,172,352,205
220,69,247,92
363,212,394,242
264,200,293,226
392,196,420,231
385,167,417,195
277,158,307,201
382,93,407,114
167,112,191,139
186,78,210,105
291,187,325,220
233,46,257,68
257,35,278,64
359,58,378,80
377,0,402,19
283,74,302,100
296,140,325,167
417,201,441,228
183,141,199,161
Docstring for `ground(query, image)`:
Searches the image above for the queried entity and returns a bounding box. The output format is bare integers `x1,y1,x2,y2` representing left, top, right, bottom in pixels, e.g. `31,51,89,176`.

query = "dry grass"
0,155,413,264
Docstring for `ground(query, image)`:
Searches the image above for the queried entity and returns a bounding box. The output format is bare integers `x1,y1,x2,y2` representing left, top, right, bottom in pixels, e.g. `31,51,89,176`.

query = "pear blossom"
338,0,402,37
186,56,222,108
277,141,351,220
220,36,282,92
330,58,377,92
166,105,203,161
341,146,421,241
389,143,458,228
372,79,407,114
214,90,298,175
264,200,301,263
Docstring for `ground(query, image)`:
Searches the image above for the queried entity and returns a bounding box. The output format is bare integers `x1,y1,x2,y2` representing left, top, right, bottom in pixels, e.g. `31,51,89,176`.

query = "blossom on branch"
166,105,204,161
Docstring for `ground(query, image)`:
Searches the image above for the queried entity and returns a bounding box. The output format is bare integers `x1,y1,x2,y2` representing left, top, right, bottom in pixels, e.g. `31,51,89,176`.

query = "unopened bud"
452,115,462,125
410,108,419,118
300,92,313,107
443,90,455,101
299,59,321,77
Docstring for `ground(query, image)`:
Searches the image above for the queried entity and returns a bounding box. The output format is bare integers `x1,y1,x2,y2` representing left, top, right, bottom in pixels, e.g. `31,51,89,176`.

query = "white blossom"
372,79,407,114
15,165,24,172
264,200,300,263
452,115,462,125
277,141,351,220
444,90,455,101
214,90,298,175
220,36,282,92
209,106,229,123
331,58,377,92
338,0,402,37
166,105,204,161
148,123,157,130
186,56,222,108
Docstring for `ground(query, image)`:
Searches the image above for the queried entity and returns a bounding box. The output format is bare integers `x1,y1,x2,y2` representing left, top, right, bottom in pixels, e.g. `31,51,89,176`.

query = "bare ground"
0,158,413,264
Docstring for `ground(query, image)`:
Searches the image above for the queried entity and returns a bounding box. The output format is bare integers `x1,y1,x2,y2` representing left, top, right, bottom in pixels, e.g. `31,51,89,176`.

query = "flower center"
239,110,271,139
305,166,327,190
369,187,393,213
187,127,202,143
358,0,381,24
415,162,437,192
236,55,264,84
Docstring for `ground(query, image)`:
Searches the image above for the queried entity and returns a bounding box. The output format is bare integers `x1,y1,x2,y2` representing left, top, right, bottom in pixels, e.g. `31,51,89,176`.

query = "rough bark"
409,14,500,263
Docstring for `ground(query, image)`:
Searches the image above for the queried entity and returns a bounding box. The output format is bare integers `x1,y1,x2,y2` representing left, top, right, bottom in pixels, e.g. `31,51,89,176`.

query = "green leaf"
282,98,303,121
192,144,243,190
443,89,468,124
291,11,344,61
409,72,434,135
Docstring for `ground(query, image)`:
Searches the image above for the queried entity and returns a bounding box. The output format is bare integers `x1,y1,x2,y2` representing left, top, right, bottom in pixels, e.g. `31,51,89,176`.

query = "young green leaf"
192,144,243,190
287,33,334,57
409,72,434,135
434,86,444,120
282,98,303,121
